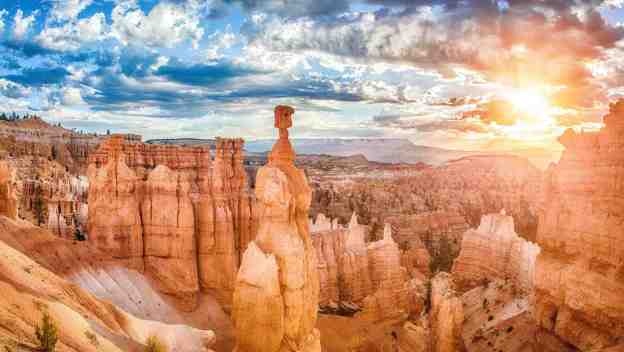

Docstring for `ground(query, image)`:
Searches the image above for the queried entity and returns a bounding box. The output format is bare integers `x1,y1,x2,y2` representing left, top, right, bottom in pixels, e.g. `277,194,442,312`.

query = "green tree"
74,227,85,241
35,313,58,352
144,336,167,352
429,235,455,274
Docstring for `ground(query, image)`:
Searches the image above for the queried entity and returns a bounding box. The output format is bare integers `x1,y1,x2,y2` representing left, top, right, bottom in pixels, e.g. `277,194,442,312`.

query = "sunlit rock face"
535,100,624,350
0,215,217,352
452,212,540,294
0,118,96,238
359,224,417,322
0,160,17,219
232,106,321,352
87,134,254,310
311,213,373,306
430,272,464,352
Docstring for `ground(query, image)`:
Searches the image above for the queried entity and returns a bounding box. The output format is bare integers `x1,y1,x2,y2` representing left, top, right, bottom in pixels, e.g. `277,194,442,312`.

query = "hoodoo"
232,106,321,352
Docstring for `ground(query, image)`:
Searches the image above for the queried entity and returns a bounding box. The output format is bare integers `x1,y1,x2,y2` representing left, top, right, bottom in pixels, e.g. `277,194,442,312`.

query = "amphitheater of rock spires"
0,100,624,352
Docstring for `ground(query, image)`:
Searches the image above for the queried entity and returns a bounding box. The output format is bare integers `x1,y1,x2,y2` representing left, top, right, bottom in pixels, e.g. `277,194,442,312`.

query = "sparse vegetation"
429,235,455,274
33,185,46,226
74,228,85,241
35,312,58,352
144,335,167,352
84,331,98,346
424,280,432,313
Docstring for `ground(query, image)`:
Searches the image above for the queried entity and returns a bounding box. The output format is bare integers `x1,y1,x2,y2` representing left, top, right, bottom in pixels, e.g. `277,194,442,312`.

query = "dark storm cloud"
2,67,70,86
218,0,350,17
155,61,260,86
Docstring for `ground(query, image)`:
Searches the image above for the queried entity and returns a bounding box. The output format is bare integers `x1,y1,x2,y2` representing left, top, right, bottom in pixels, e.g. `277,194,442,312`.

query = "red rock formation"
534,100,624,350
87,134,253,309
311,213,373,306
0,117,100,174
430,272,465,352
142,165,198,307
359,224,420,322
452,212,540,294
0,160,17,219
232,105,321,352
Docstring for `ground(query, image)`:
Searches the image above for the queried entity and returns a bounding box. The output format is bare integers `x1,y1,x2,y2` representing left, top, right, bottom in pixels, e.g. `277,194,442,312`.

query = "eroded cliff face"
534,101,624,350
430,272,465,352
359,224,419,323
0,160,17,219
311,213,373,306
452,212,540,294
0,118,96,238
87,134,254,310
232,105,320,352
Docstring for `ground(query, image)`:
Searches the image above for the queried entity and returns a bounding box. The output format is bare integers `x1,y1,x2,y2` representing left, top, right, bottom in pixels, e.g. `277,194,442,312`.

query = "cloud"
12,9,37,41
243,2,623,108
49,0,94,22
371,112,489,133
112,0,205,48
204,26,239,60
2,67,70,86
61,87,86,105
461,100,517,126
219,0,350,18
155,61,260,86
0,10,8,34
36,13,108,51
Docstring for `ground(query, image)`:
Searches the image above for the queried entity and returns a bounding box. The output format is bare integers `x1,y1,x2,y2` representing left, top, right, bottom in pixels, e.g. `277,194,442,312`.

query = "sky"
0,0,623,151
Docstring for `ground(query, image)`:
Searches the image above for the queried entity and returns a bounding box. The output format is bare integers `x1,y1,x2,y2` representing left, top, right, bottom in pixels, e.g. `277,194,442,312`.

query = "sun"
504,88,552,119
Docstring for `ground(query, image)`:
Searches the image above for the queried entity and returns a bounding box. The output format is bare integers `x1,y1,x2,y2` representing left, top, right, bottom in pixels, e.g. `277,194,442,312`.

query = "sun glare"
504,89,552,118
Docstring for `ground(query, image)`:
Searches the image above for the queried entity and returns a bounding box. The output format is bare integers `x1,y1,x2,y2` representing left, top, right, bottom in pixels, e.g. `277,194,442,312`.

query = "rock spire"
232,106,321,352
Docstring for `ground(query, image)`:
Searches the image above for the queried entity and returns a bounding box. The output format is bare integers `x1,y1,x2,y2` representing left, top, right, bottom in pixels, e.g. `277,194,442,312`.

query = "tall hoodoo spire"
232,106,321,352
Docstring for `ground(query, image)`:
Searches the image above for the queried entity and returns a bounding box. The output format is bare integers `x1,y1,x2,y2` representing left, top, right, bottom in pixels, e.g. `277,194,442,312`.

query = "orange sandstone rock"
0,160,17,219
534,100,624,350
233,106,321,352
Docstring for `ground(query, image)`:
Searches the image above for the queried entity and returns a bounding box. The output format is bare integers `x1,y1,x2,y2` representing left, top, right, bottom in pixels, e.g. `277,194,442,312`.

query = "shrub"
144,336,167,352
84,331,98,346
35,313,58,352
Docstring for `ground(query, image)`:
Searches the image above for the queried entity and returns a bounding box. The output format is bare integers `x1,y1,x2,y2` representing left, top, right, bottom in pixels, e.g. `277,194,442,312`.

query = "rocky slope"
0,165,217,352
534,101,624,350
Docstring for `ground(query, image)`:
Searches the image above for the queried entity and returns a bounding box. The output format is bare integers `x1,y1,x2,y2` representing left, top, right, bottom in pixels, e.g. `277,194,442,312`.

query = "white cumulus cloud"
112,0,204,48
0,10,8,34
49,0,93,22
12,9,37,41
36,12,108,51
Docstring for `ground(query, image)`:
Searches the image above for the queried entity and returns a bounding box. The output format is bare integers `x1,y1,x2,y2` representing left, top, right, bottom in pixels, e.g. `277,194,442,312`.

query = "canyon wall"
1,118,98,237
87,134,254,309
311,213,373,306
452,212,540,294
534,101,624,350
232,105,320,352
